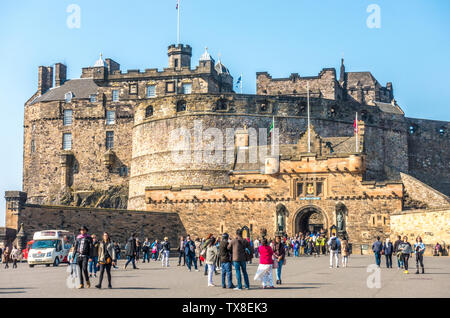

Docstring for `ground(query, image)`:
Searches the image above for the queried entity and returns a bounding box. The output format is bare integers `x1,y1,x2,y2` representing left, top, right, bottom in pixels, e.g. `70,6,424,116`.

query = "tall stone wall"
400,173,450,208
406,118,450,196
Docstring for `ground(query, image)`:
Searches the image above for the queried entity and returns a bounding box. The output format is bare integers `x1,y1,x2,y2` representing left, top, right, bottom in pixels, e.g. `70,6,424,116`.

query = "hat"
79,225,88,232
222,233,229,240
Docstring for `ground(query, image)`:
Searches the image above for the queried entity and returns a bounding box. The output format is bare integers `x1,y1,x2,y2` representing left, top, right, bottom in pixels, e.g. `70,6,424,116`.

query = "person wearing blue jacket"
372,236,383,267
414,236,426,274
382,238,394,268
185,235,198,271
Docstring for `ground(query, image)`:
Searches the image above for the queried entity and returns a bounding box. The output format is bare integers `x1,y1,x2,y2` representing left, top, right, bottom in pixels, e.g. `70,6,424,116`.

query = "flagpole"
307,82,311,153
355,112,358,152
177,0,180,45
240,73,243,94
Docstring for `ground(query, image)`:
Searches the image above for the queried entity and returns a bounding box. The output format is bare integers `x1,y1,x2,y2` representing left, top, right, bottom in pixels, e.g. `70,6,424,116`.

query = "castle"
2,44,449,252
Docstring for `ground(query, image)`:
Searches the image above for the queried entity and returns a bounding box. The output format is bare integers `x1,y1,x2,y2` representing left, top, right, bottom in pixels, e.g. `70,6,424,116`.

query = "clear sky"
0,0,449,225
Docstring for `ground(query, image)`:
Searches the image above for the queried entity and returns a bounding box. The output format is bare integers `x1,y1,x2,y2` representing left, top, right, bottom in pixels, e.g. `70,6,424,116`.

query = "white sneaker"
329,266,333,268
208,284,215,287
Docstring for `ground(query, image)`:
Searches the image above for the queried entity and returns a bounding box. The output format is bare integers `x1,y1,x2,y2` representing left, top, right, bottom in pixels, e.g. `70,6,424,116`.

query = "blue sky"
0,0,449,225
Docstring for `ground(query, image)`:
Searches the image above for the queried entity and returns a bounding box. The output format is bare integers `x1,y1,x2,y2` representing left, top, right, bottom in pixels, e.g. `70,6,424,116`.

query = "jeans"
77,255,89,285
330,250,339,267
161,250,170,267
89,256,98,274
151,251,159,261
125,255,136,269
401,253,410,270
415,252,424,270
98,263,112,287
396,254,404,268
143,251,150,263
178,250,185,265
276,259,283,281
374,252,381,267
385,254,393,268
233,261,249,289
186,253,197,270
294,249,299,257
207,264,215,285
221,262,233,288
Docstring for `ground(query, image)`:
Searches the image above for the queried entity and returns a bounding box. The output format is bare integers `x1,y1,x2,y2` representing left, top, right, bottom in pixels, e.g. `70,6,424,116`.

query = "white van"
28,230,74,267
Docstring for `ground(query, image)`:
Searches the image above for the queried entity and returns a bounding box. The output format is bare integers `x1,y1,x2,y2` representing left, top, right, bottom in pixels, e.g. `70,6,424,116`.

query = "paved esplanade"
0,255,448,297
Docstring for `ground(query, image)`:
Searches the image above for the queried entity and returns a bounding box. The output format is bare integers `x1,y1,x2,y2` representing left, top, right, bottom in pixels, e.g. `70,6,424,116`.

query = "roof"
215,60,230,75
199,47,213,62
30,79,99,104
346,72,378,88
94,53,107,67
375,101,404,115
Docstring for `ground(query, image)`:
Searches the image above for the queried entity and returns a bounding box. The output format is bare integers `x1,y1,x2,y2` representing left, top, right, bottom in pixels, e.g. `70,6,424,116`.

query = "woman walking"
205,236,218,287
95,232,116,289
2,246,10,269
414,236,425,274
341,237,350,268
254,238,274,289
398,236,412,274
273,236,286,285
161,237,171,267
11,246,20,269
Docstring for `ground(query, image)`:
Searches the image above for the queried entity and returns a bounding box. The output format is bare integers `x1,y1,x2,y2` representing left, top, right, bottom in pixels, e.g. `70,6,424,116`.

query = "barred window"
63,109,72,126
31,139,35,153
106,131,114,149
145,106,153,117
112,90,119,102
120,165,128,177
147,85,156,98
182,83,192,94
106,110,115,125
176,100,186,112
63,133,72,150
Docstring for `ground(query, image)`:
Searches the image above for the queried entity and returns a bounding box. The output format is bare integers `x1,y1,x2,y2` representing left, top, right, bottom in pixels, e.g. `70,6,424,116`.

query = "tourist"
11,246,20,269
228,229,250,290
300,235,306,256
68,246,78,279
273,236,286,285
219,233,234,289
161,237,171,267
434,242,442,256
393,235,404,269
135,238,141,262
398,236,412,274
178,236,186,266
205,236,218,286
202,234,213,275
414,236,425,274
185,235,198,272
253,237,260,258
321,234,327,255
293,238,300,257
113,241,121,262
2,246,10,269
254,238,275,289
73,225,93,288
341,236,350,267
151,239,159,261
124,233,138,269
95,232,116,289
142,238,151,263
383,238,393,268
372,236,383,267
328,233,341,268
195,238,201,267
315,235,321,257
308,236,314,256
89,234,99,278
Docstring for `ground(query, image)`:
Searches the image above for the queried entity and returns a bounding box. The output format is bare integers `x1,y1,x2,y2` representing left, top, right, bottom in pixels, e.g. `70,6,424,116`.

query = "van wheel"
29,264,34,268
53,257,60,267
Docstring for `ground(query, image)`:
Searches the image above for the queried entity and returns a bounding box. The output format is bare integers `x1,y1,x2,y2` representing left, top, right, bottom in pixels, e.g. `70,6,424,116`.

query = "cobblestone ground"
0,255,448,298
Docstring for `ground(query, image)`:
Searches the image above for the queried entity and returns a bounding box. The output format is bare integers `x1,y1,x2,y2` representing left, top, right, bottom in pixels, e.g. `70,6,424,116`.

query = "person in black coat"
124,233,138,269
383,238,394,268
73,225,93,288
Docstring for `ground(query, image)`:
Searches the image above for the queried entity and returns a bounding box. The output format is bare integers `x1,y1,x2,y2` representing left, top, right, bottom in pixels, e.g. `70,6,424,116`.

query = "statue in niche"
276,204,286,232
336,203,347,232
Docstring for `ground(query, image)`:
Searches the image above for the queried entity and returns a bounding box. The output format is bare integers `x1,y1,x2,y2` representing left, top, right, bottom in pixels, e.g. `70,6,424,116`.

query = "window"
63,133,72,150
145,106,153,117
182,83,192,94
174,59,179,68
112,90,119,102
106,131,114,149
31,139,35,153
176,100,186,112
216,99,227,111
166,81,175,93
129,84,138,95
146,85,156,98
297,183,303,196
106,110,115,125
120,165,128,177
316,182,323,196
63,109,72,126
90,94,97,102
65,92,73,103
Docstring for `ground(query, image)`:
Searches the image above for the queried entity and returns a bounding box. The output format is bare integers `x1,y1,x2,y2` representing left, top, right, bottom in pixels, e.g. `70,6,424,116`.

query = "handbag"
273,258,279,269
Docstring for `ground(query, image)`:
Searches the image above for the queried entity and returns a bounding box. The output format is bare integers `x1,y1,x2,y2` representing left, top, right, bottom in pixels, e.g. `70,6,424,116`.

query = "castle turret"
168,44,192,69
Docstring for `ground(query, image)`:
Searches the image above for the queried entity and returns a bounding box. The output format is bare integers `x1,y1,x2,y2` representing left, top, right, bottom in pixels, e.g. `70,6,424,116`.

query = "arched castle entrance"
293,206,328,235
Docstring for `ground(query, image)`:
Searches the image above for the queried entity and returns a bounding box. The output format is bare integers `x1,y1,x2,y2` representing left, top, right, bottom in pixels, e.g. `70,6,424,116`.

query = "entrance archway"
294,206,327,235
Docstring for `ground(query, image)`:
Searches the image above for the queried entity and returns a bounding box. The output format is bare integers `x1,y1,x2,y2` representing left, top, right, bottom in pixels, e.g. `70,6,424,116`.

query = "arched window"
145,106,153,117
176,100,186,112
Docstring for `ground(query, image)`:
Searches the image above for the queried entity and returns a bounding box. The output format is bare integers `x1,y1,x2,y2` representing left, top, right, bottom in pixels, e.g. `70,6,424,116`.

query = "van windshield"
32,240,58,249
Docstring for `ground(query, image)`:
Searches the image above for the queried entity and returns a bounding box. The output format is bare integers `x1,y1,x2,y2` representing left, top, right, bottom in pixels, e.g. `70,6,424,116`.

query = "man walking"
393,235,404,269
185,235,198,271
328,233,341,268
124,233,138,269
73,225,93,288
89,234,99,278
372,236,383,267
228,229,250,290
161,237,171,267
219,233,235,289
142,238,151,263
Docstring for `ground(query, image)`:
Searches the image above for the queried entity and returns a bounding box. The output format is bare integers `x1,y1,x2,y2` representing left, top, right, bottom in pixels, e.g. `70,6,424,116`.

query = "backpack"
330,238,338,251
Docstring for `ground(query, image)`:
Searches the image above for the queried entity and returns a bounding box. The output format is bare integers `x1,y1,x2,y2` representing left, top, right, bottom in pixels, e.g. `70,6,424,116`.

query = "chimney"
38,66,53,95
55,63,67,87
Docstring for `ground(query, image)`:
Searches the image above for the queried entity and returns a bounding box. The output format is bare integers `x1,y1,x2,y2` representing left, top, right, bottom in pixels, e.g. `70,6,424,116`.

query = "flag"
236,75,242,87
176,0,179,9
353,117,359,134
269,117,274,136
